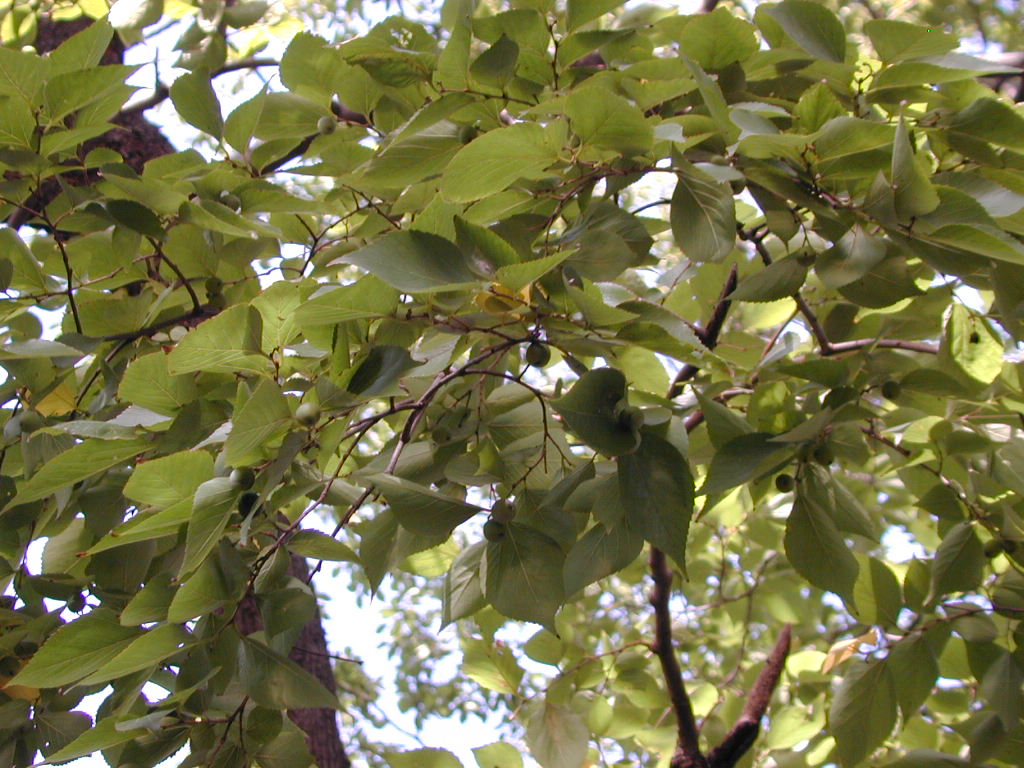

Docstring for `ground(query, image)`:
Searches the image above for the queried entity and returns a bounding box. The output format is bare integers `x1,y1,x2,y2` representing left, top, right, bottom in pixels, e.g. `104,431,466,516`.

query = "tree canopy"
1,1,1024,767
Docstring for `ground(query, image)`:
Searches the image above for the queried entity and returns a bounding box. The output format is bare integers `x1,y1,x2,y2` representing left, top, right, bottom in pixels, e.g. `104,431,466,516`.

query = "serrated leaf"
289,530,359,563
551,368,640,457
729,257,806,302
761,0,847,63
370,474,481,536
11,609,140,688
179,477,239,578
118,352,198,415
526,702,588,768
78,624,191,685
926,521,984,605
483,523,565,629
239,636,340,710
829,659,898,767
333,230,478,293
617,433,694,571
441,122,558,203
785,496,859,598
893,118,940,220
224,378,292,466
169,69,223,138
562,521,642,596
123,450,213,508
166,305,267,375
671,168,736,262
8,438,150,509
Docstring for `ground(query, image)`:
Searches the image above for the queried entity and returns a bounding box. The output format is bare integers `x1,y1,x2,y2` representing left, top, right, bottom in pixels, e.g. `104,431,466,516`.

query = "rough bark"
234,555,351,768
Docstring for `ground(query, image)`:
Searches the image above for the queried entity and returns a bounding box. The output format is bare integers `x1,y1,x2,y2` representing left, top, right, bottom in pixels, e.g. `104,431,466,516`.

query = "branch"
649,548,708,768
668,265,738,399
123,59,279,114
738,229,939,357
707,626,791,768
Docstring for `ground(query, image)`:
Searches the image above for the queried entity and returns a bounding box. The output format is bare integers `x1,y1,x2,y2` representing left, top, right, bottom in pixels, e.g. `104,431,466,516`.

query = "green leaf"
565,89,653,157
35,710,92,758
179,477,239,578
950,97,1024,150
677,8,759,70
864,20,958,62
11,608,140,688
443,542,487,627
829,659,898,767
224,378,292,466
289,530,359,563
224,86,268,153
347,346,423,398
816,226,887,289
39,716,147,765
441,122,558,203
108,0,164,31
474,742,523,768
239,635,341,710
701,433,791,496
483,523,565,629
9,438,150,508
617,433,694,571
48,18,114,73
123,450,213,508
926,521,984,604
728,257,806,302
551,368,641,457
105,199,165,239
120,574,176,626
295,275,399,326
760,0,847,63
470,34,518,88
118,351,199,415
887,634,939,719
562,521,643,596
941,304,1004,386
793,81,846,133
461,636,523,694
169,69,223,139
784,496,859,598
78,624,191,685
670,167,736,262
166,304,267,375
892,118,939,220
851,555,902,627
981,651,1023,728
387,748,462,768
370,474,481,536
526,702,589,768
0,47,46,105
334,230,478,292
566,0,625,31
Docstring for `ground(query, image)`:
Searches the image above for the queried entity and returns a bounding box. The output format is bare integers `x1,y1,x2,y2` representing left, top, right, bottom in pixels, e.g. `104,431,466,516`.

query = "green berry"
317,115,337,135
881,380,901,400
229,468,256,490
525,342,551,367
490,500,516,524
295,402,321,427
483,519,507,542
219,193,241,211
458,124,479,144
775,474,795,492
204,277,224,295
812,444,834,466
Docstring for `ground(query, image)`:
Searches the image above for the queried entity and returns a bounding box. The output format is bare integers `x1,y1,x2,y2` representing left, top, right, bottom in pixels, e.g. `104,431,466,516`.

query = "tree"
1,0,1023,766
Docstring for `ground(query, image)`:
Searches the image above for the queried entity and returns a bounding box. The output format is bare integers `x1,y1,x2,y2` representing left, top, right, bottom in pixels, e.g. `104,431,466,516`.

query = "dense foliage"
2,1,1024,767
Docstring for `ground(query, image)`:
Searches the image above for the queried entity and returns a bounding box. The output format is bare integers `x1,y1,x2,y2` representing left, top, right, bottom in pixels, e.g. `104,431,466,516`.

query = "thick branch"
707,626,791,768
649,548,708,768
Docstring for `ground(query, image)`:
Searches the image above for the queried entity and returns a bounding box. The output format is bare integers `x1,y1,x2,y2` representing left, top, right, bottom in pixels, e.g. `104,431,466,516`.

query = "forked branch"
649,549,791,768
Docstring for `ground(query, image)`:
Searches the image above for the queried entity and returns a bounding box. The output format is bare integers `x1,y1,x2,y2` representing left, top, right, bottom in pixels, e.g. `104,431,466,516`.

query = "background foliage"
1,1,1024,767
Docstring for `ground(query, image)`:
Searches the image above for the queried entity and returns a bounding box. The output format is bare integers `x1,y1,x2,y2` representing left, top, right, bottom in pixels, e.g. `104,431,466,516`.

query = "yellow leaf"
34,382,76,416
821,627,879,674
